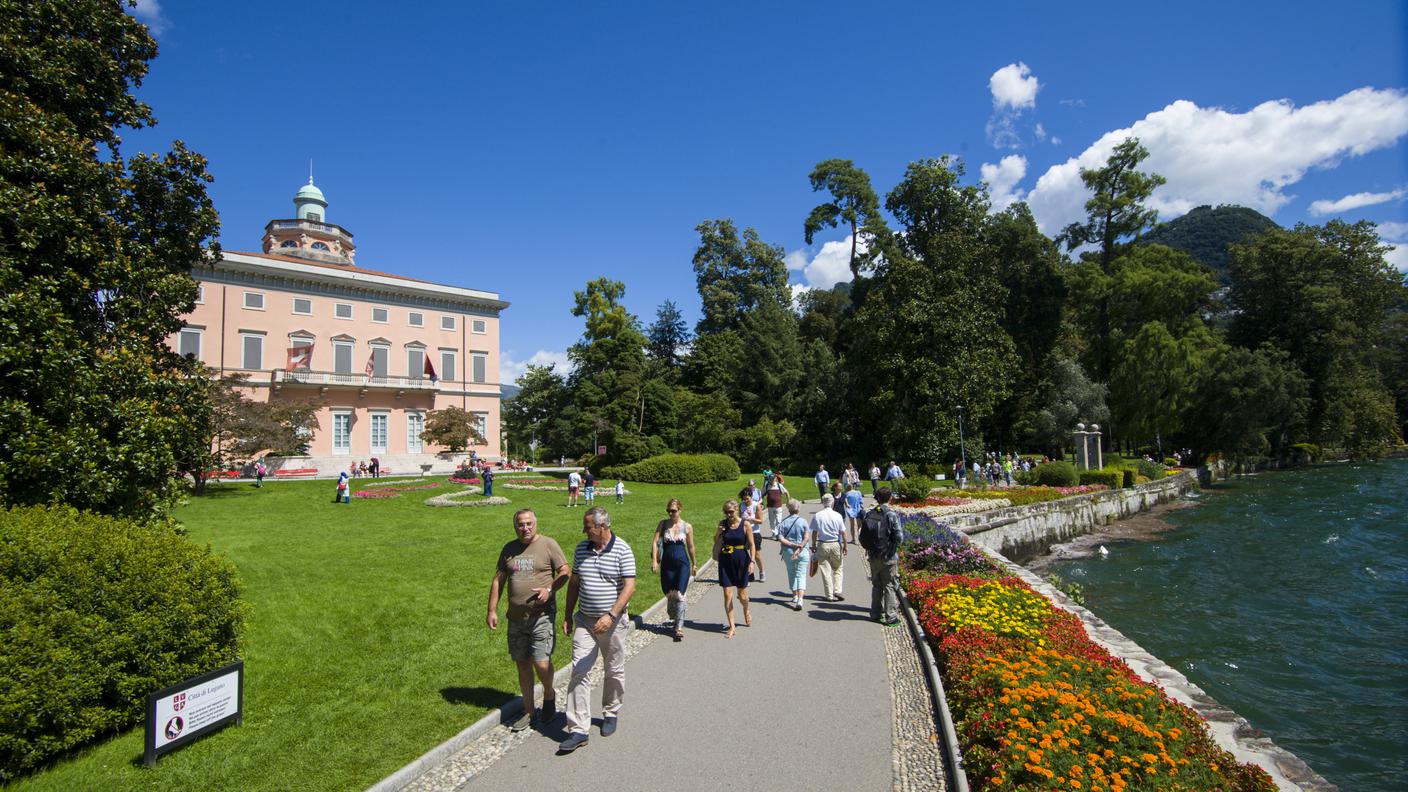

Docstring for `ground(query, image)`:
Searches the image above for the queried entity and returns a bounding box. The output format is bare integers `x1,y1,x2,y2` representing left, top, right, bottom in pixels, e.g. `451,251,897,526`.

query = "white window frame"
440,315,456,331
408,311,424,327
471,352,487,384
243,291,265,310
371,307,389,324
292,297,313,315
240,332,265,370
471,411,488,444
332,410,352,455
406,411,425,454
178,327,203,360
369,411,389,455
194,284,205,304
334,303,354,320
439,349,457,383
471,319,487,334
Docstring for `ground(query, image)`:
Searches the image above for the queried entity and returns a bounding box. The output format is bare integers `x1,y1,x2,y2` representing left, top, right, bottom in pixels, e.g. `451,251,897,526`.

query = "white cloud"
1035,123,1047,142
990,62,1040,110
1387,245,1408,272
129,0,170,35
501,349,572,385
980,155,1028,211
1024,87,1408,236
986,62,1041,149
1379,222,1408,272
1308,189,1406,216
785,235,866,289
1376,221,1408,241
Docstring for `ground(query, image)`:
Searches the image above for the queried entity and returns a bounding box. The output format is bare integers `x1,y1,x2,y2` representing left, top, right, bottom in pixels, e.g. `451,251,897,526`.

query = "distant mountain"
1139,205,1280,283
500,383,521,400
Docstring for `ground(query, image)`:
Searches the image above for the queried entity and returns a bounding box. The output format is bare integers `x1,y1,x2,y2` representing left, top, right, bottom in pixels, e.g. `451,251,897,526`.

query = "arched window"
280,240,298,248
311,241,330,251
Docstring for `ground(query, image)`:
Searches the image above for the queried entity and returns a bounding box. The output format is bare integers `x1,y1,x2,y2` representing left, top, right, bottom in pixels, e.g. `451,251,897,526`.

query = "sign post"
144,661,244,767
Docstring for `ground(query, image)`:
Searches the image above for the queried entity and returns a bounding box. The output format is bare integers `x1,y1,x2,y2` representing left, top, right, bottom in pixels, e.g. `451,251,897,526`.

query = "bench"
274,468,318,478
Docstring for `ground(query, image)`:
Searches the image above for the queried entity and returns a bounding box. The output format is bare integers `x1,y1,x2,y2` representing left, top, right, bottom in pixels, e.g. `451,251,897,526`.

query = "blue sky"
127,1,1407,382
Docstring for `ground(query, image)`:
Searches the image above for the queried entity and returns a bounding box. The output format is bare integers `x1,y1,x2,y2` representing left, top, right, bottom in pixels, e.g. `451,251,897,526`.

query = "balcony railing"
272,369,440,392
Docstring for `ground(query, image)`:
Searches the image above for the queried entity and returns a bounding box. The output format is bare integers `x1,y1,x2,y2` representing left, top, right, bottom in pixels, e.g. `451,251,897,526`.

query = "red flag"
424,355,438,382
286,343,314,372
365,351,376,379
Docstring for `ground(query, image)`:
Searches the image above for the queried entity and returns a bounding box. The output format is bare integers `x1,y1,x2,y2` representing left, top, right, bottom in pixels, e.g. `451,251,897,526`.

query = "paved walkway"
401,500,944,792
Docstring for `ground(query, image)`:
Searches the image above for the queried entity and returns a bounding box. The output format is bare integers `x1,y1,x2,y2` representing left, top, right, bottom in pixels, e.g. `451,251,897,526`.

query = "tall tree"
803,159,890,282
1187,344,1309,462
502,364,568,461
565,278,651,463
1058,137,1166,273
0,0,221,517
645,299,690,371
1108,323,1219,456
691,219,792,335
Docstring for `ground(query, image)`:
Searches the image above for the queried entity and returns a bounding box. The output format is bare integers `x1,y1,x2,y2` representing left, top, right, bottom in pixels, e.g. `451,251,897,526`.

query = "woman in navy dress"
652,498,697,642
713,499,755,638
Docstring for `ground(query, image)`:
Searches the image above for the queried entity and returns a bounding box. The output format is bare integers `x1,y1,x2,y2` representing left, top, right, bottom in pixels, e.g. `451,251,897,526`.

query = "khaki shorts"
507,612,556,662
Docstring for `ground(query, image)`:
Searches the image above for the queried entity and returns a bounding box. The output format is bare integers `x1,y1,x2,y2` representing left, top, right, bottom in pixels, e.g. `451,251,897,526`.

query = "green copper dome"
295,180,327,207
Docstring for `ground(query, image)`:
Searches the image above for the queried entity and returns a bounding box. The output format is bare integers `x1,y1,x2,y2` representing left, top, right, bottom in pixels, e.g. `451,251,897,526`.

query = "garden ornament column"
1090,423,1103,469
1073,422,1090,470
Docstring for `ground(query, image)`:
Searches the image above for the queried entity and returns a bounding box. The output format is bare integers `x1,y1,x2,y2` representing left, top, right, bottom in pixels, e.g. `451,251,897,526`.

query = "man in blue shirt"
814,464,830,502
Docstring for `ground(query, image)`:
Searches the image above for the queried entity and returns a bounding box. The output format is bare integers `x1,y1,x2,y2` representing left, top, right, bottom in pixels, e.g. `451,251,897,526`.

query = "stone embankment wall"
949,470,1199,563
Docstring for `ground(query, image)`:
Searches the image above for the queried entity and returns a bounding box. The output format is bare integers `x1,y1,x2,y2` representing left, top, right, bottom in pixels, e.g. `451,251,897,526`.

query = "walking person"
712,500,755,638
487,508,570,732
254,460,266,488
868,462,881,497
810,494,847,602
860,487,905,625
843,481,864,543
567,469,582,507
740,492,765,582
763,474,787,539
774,499,812,610
814,464,830,502
583,469,596,504
614,478,625,503
335,469,350,503
651,499,696,641
560,507,636,752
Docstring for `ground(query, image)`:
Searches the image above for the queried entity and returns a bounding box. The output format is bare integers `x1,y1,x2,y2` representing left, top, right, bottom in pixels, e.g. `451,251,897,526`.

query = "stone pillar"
1090,424,1103,469
1073,423,1089,470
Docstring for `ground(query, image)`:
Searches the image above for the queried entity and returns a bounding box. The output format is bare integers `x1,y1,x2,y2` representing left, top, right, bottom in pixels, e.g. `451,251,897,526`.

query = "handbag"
808,555,819,578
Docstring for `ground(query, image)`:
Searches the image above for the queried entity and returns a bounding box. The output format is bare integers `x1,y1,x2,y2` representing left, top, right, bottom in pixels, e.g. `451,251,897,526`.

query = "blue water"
1045,459,1408,791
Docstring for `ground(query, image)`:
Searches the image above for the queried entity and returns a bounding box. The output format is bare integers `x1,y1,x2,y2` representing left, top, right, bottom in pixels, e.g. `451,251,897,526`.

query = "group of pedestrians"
484,481,907,755
566,469,626,508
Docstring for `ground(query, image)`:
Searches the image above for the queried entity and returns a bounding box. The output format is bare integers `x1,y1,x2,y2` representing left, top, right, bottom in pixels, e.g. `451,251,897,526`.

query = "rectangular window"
241,333,264,370
471,412,488,444
332,412,352,454
408,312,424,327
370,412,388,455
440,315,456,331
471,319,487,334
194,284,205,304
243,291,265,310
407,348,425,379
471,352,487,384
370,345,389,378
178,328,202,360
334,342,353,374
440,350,456,383
334,303,353,320
293,298,312,315
372,307,389,323
407,412,424,454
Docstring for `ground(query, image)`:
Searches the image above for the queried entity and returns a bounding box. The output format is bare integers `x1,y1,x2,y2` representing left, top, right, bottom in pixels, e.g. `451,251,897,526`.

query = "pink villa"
171,179,508,475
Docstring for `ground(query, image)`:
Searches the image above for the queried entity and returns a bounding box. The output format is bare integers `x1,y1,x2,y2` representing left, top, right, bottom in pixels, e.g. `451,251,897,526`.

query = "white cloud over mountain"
1014,87,1408,235
1308,189,1406,216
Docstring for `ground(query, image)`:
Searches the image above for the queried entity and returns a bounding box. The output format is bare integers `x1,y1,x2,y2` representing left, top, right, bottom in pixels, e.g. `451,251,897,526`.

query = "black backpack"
860,506,894,556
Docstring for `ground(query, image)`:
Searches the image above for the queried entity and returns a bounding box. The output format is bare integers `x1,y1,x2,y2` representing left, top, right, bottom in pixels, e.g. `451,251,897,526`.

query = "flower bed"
448,476,483,485
353,489,401,499
900,521,1275,791
361,480,445,492
893,498,1011,518
957,485,1107,507
425,487,510,507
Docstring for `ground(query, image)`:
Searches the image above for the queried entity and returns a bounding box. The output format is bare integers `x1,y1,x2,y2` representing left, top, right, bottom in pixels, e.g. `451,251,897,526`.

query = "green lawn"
11,473,749,792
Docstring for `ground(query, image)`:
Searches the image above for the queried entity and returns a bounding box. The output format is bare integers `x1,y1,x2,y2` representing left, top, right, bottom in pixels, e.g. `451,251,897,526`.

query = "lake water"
1044,459,1408,791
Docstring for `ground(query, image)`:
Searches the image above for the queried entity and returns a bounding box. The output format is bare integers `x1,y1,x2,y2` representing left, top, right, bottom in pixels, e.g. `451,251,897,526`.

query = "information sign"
144,661,244,766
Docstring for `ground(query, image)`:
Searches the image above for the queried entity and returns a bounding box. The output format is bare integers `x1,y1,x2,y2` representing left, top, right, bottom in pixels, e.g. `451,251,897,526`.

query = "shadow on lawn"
440,686,512,709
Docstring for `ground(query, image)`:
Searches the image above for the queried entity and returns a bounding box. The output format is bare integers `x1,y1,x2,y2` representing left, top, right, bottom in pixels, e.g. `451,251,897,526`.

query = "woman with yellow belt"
712,499,755,638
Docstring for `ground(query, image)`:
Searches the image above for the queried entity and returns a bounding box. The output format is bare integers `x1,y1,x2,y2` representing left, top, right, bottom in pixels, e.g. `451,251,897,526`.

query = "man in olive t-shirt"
488,508,570,731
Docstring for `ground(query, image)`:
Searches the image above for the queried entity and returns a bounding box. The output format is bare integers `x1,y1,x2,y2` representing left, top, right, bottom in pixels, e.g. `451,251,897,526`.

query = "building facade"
172,179,507,475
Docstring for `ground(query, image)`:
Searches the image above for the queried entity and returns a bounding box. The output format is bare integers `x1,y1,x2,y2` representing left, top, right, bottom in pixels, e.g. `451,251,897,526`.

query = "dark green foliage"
0,506,246,779
1187,344,1310,461
0,0,221,518
1031,357,1110,453
601,453,739,484
1289,443,1321,463
502,364,569,461
1079,469,1124,489
1139,204,1279,283
422,406,487,452
1031,461,1079,487
646,300,690,371
1134,458,1166,480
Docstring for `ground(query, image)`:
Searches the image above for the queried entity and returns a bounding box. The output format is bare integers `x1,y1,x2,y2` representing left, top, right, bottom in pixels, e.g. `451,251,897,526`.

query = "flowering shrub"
960,486,1107,507
448,476,483,485
898,514,993,575
903,566,1277,791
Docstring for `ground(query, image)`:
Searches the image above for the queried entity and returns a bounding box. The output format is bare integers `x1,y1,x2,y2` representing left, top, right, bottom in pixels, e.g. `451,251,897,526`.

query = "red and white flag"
424,356,438,382
285,343,314,372
365,351,377,379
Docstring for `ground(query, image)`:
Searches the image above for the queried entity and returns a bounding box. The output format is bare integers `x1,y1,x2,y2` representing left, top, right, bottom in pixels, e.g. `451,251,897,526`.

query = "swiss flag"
286,343,314,371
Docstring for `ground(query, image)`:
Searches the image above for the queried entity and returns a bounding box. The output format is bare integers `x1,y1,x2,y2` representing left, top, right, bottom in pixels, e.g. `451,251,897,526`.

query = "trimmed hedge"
600,453,740,484
0,506,247,780
1079,469,1124,489
1030,460,1078,487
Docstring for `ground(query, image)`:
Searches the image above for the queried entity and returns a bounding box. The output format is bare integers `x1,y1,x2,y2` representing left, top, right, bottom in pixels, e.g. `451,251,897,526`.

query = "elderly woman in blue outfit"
774,498,812,611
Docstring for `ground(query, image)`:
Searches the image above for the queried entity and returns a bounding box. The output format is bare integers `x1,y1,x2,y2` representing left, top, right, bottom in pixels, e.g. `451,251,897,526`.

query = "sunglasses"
667,508,679,514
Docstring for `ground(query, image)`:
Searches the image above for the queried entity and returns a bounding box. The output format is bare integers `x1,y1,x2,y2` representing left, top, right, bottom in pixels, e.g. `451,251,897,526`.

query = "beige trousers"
815,541,844,598
565,611,627,735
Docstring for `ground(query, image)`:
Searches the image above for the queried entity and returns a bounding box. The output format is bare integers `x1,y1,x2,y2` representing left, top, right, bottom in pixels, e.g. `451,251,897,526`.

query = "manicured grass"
12,474,750,792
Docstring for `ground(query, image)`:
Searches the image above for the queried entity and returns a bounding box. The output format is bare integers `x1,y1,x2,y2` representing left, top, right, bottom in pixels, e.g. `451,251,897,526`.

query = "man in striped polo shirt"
559,507,636,752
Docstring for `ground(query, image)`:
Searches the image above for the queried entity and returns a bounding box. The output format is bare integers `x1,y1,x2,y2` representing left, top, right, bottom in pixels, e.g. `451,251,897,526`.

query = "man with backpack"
859,486,905,626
